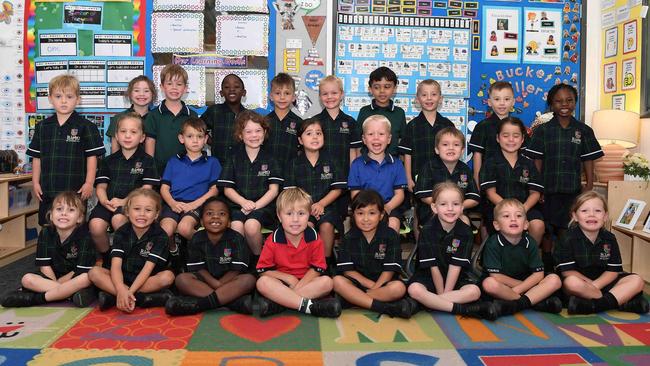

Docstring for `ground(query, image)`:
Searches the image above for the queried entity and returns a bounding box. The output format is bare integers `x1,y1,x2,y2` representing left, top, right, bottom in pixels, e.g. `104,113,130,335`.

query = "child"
145,64,198,174
480,117,544,245
88,188,175,312
526,84,603,271
106,75,156,153
160,117,220,255
554,191,648,314
333,190,417,318
408,183,497,320
315,75,362,171
399,79,454,192
201,73,247,164
284,118,346,270
256,188,341,318
2,192,96,308
217,110,283,259
481,199,563,317
414,127,479,225
90,112,159,259
165,197,256,315
349,115,407,233
469,81,516,185
356,67,406,157
27,74,105,225
266,72,302,168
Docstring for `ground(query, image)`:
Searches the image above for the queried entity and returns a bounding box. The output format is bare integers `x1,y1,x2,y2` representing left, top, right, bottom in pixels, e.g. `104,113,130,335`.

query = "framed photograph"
615,199,646,230
643,213,650,234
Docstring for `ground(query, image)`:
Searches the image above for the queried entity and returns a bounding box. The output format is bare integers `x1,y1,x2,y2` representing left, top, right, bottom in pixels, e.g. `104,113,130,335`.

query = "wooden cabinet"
0,174,39,266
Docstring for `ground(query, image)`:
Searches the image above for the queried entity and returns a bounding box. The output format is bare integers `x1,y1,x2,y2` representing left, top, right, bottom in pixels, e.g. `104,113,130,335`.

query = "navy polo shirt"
348,153,407,202
161,152,221,202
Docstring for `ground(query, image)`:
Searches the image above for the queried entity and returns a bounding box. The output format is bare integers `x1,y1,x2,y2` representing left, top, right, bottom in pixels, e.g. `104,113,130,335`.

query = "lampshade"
592,109,640,148
639,118,650,157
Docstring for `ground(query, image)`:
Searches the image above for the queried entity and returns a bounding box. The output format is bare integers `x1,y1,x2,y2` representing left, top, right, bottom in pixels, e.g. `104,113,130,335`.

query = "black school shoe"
138,289,174,308
227,294,254,315
382,297,419,319
533,296,563,314
493,299,520,316
567,296,595,315
619,293,650,314
308,298,342,318
459,301,500,321
72,288,97,308
257,295,285,317
1,291,36,308
165,296,201,316
98,291,116,311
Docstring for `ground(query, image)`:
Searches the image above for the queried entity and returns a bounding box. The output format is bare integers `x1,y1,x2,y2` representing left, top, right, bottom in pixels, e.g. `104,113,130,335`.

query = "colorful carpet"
0,306,649,365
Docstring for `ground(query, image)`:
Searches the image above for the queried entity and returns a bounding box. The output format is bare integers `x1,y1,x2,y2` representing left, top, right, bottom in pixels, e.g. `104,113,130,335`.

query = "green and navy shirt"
415,217,473,278
284,152,347,204
356,99,406,156
110,222,169,278
469,113,529,159
336,223,403,280
95,146,159,199
398,111,455,179
266,110,302,169
26,111,105,198
200,102,246,164
35,225,96,277
483,232,543,281
315,109,362,173
479,151,543,204
414,155,480,202
554,226,623,280
144,100,197,173
187,228,250,278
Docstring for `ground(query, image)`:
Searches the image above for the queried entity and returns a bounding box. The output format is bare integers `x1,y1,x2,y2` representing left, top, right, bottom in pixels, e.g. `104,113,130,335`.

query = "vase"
624,174,645,181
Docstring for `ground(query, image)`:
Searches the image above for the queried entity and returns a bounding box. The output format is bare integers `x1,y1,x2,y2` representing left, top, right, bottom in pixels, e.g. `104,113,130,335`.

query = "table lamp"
592,109,640,182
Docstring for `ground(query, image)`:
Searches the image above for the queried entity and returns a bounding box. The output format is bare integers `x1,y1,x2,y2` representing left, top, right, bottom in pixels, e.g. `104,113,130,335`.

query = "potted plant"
623,152,650,181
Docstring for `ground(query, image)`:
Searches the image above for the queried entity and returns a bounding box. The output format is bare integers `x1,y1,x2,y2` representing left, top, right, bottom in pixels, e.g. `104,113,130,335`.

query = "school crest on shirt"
520,169,530,184
571,130,582,144
321,165,333,180
130,161,144,175
457,174,468,189
258,164,270,177
220,248,232,264
340,121,350,134
66,244,78,259
66,128,80,143
600,243,611,260
447,238,461,254
286,121,297,135
375,243,387,260
140,241,154,257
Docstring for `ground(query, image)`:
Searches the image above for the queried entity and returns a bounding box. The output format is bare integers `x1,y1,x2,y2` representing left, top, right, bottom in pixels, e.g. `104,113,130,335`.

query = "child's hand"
33,182,43,202
311,202,324,219
407,177,415,192
241,200,256,212
113,198,127,209
284,276,300,289
116,289,134,313
78,182,94,200
171,201,184,213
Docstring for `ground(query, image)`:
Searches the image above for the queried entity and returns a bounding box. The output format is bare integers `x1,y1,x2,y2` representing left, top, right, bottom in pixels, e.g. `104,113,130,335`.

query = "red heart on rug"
220,314,301,343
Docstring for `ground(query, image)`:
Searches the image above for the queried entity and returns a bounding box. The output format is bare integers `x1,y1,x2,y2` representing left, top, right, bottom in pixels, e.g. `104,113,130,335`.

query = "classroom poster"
522,8,562,64
482,6,521,63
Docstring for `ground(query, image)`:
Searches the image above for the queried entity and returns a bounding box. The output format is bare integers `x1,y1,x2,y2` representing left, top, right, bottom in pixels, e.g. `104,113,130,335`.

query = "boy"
201,73,247,163
414,127,480,225
145,64,198,174
266,73,303,168
481,199,563,317
160,118,220,257
27,74,105,225
356,67,406,157
469,81,518,185
399,79,454,192
349,115,407,233
256,188,342,318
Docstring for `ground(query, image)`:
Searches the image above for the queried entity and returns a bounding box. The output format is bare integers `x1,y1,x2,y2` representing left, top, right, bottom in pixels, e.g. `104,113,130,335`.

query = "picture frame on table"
642,212,650,234
615,199,646,230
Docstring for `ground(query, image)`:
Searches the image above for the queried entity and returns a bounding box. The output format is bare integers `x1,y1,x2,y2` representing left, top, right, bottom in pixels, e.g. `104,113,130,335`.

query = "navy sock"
370,300,388,313
33,292,47,305
517,295,532,310
197,292,220,310
594,292,619,312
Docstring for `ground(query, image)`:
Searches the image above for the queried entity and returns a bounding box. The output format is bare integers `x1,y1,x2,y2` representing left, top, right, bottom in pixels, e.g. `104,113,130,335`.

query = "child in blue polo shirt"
160,117,221,261
349,115,407,233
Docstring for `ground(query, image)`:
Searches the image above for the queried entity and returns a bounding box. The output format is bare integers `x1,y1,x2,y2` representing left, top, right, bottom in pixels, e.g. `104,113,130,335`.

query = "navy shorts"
409,272,477,292
543,192,580,230
38,197,54,226
230,206,277,229
309,208,343,232
89,204,125,224
160,205,201,223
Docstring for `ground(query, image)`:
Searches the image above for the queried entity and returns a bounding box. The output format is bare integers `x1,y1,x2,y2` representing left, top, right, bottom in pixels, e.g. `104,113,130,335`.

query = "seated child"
88,188,175,312
333,190,417,318
480,117,544,245
481,199,563,317
165,197,256,315
256,188,341,318
2,192,96,307
554,191,649,314
408,183,497,320
218,110,282,259
414,127,479,225
160,117,220,258
349,115,407,233
90,112,159,259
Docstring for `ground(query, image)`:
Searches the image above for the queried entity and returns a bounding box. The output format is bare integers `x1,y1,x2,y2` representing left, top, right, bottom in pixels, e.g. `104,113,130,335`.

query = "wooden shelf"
0,174,39,266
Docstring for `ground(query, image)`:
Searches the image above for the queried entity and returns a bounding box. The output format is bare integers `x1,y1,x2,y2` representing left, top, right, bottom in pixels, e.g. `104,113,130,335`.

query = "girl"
284,117,345,271
88,188,175,312
217,110,282,262
480,117,545,245
408,183,497,320
333,189,417,318
2,192,96,308
106,76,156,153
554,191,648,314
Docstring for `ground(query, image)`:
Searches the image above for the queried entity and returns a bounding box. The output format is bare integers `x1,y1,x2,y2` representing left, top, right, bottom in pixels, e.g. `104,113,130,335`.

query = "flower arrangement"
623,152,650,181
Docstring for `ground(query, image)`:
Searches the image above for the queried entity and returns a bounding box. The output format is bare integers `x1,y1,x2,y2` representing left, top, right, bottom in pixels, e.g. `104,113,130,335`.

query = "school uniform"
26,111,105,225
186,228,250,278
90,147,159,223
356,100,407,156
201,102,246,164
336,223,403,288
410,217,474,291
257,226,326,279
315,109,362,174
469,113,529,159
110,222,169,285
266,110,303,169
483,232,543,281
144,101,197,173
34,225,96,278
217,145,283,226
398,111,454,180
525,116,603,228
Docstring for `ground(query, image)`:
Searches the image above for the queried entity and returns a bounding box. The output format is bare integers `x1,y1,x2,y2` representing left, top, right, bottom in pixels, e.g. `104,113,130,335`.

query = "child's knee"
238,273,257,290
562,275,583,291
481,277,499,294
256,276,273,292
544,273,562,289
244,219,261,232
174,272,193,288
111,214,128,230
158,271,175,287
160,219,178,235
466,284,482,299
407,283,427,299
89,219,107,235
332,275,349,291
177,221,195,239
21,274,36,288
387,280,406,295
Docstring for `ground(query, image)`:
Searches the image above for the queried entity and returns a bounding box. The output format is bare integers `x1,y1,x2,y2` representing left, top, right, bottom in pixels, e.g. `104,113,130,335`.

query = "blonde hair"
48,191,85,225
319,75,344,94
435,126,465,147
124,188,162,215
160,64,188,85
431,182,463,202
493,198,526,218
417,79,441,95
362,115,391,134
276,187,312,213
115,112,144,132
49,74,80,96
568,191,609,227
